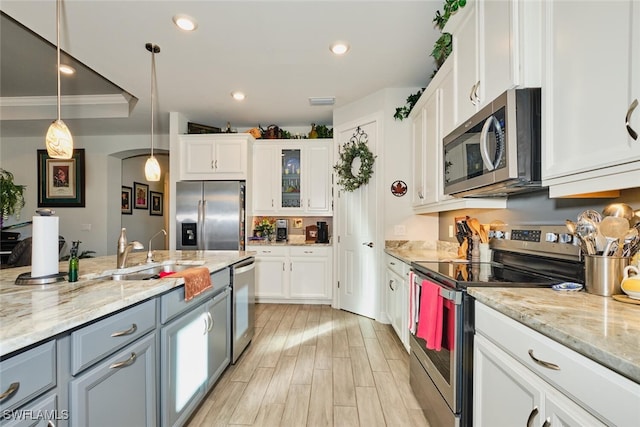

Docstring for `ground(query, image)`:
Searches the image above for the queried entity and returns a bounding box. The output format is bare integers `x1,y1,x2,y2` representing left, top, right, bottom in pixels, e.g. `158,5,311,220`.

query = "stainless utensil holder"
584,255,630,296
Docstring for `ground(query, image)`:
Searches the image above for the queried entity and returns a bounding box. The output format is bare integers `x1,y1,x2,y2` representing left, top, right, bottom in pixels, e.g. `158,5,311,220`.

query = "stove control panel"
489,225,580,260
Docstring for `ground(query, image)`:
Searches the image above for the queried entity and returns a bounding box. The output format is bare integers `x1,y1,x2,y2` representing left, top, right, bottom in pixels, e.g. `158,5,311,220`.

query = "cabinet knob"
362,242,374,248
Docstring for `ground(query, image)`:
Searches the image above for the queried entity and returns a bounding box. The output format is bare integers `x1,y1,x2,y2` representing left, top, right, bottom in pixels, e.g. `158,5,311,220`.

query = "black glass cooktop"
410,260,567,290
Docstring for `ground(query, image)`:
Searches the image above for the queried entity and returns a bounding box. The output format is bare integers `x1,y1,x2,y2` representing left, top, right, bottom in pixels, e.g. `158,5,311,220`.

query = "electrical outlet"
394,225,406,236
449,224,454,238
81,224,91,231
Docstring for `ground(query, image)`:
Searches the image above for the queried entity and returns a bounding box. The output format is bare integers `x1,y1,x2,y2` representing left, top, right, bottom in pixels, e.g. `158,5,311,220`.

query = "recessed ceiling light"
330,42,350,55
231,91,245,101
173,14,198,31
59,64,75,75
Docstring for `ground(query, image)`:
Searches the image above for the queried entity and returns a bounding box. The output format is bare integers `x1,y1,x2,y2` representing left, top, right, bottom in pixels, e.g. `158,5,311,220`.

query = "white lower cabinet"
249,245,332,303
384,254,409,352
474,302,640,427
474,334,604,427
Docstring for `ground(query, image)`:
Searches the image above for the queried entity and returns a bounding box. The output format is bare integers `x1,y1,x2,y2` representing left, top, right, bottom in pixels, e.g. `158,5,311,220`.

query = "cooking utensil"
467,217,486,243
578,209,602,224
599,216,630,255
566,219,592,254
602,203,634,221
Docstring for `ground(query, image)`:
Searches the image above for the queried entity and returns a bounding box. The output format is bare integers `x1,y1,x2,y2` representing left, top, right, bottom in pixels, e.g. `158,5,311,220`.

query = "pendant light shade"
145,42,161,182
145,156,161,181
46,0,73,159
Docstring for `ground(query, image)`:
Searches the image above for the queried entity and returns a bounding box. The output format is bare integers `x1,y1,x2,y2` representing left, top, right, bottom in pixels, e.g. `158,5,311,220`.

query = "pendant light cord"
147,43,160,158
56,0,61,121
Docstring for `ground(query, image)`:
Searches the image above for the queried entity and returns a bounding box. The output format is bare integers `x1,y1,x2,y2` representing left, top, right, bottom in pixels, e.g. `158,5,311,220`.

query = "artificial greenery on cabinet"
394,0,466,121
0,169,26,228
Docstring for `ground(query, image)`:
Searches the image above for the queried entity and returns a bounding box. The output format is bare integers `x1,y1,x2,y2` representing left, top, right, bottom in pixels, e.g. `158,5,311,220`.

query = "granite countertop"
469,287,640,383
0,250,253,357
384,240,459,265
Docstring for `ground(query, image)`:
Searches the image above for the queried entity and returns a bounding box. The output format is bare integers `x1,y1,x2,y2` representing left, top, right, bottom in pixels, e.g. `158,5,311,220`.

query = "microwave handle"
480,115,504,171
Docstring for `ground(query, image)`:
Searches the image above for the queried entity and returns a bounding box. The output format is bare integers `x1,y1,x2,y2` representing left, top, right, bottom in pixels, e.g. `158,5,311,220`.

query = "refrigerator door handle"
197,200,204,250
201,200,207,250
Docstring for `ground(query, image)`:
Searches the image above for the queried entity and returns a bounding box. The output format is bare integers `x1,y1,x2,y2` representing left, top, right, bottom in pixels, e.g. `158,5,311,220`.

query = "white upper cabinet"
541,0,640,197
410,59,507,213
251,139,332,216
446,0,541,128
178,134,252,181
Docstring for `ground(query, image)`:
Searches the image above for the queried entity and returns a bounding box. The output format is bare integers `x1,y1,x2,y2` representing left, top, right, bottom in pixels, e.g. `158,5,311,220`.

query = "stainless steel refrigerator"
176,181,245,250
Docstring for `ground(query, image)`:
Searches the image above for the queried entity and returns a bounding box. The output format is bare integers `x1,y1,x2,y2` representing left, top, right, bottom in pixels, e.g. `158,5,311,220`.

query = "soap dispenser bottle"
68,241,80,282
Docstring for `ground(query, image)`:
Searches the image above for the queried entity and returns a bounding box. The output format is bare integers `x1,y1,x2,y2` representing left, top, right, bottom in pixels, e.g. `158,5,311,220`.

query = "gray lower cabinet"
3,393,59,427
0,340,59,427
68,333,156,427
205,288,231,391
160,287,231,427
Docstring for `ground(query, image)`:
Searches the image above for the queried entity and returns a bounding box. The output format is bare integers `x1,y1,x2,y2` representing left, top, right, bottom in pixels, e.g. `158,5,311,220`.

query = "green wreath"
334,138,376,192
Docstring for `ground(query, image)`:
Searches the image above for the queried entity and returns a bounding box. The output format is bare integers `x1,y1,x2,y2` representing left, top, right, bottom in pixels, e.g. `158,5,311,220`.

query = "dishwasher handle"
233,257,255,274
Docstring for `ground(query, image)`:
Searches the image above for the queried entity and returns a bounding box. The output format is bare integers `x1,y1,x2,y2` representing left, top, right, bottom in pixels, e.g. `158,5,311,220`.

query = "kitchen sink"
110,262,198,281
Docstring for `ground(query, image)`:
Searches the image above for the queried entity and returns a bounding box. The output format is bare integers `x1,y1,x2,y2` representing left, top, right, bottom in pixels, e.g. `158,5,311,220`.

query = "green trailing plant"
394,89,425,121
0,169,26,227
394,0,466,120
432,0,466,70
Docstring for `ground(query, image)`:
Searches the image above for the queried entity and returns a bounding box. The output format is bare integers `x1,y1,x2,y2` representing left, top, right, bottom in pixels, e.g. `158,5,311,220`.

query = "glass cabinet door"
281,149,301,209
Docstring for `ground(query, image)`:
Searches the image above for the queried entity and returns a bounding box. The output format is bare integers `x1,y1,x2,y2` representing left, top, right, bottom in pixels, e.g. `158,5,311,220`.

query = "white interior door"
335,119,379,319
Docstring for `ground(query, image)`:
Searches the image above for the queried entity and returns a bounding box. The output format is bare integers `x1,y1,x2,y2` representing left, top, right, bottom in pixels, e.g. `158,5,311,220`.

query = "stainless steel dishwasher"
231,257,255,363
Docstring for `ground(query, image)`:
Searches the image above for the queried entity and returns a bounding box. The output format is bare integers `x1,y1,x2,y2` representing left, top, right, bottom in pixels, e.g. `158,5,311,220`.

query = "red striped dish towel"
416,279,443,351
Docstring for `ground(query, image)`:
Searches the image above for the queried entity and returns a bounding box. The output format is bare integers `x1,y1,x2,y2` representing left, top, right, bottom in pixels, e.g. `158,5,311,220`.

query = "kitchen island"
0,250,253,357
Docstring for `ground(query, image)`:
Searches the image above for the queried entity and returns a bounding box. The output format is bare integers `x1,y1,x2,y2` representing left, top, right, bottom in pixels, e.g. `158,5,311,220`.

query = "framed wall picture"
37,149,86,207
150,191,163,216
121,186,132,214
133,181,149,209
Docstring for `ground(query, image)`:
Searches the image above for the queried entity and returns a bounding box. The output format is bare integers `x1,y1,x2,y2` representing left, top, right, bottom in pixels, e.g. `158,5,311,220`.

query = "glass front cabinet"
252,140,332,216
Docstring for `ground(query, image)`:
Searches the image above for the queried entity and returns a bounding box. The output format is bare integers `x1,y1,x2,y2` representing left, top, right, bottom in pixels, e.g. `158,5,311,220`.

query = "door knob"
362,242,374,248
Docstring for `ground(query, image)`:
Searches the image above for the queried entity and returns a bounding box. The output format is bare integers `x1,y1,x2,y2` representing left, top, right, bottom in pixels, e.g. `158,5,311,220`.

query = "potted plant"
0,169,26,229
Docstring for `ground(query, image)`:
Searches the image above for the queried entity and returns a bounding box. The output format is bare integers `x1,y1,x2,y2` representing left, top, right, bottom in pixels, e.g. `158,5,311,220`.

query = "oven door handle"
439,286,463,305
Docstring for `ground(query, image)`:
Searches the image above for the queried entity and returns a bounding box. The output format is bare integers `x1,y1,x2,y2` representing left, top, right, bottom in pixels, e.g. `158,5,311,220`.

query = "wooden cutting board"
612,294,640,305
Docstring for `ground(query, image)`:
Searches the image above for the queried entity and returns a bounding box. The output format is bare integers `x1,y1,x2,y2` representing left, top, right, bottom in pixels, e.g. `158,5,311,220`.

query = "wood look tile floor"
186,304,430,427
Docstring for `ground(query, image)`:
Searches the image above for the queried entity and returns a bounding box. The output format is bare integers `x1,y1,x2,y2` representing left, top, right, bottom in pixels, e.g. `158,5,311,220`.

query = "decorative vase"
309,123,318,139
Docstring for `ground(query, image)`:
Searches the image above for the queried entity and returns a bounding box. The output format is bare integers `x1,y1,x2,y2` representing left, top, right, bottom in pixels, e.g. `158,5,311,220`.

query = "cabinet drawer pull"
47,421,55,427
469,83,476,103
528,349,560,370
390,261,396,265
111,323,137,337
262,250,272,253
542,419,551,427
109,352,137,369
0,382,19,401
389,279,396,291
626,99,638,140
474,80,481,104
526,406,539,427
304,250,313,254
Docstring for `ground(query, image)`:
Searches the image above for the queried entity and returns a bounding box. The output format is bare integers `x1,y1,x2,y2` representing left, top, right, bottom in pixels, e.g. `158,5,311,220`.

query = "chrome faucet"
117,228,144,269
146,229,167,263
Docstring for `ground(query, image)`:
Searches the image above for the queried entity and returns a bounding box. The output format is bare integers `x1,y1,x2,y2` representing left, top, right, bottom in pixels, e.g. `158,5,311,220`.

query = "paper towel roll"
31,215,59,277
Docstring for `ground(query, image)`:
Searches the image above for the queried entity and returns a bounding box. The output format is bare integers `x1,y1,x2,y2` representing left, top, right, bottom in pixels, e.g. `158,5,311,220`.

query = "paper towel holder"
15,272,66,286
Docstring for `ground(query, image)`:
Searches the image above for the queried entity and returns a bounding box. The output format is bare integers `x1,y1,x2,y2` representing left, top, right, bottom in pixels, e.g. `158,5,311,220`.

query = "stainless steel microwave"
443,88,542,197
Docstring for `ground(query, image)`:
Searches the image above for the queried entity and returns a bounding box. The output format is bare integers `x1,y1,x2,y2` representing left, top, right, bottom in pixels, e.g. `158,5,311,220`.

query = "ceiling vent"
309,97,335,106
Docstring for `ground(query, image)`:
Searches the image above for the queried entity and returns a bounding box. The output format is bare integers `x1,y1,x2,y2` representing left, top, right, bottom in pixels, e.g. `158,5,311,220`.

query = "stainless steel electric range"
409,225,584,427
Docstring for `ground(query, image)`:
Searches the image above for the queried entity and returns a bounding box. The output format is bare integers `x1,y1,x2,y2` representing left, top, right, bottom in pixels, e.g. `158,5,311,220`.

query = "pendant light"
144,43,161,182
45,0,73,159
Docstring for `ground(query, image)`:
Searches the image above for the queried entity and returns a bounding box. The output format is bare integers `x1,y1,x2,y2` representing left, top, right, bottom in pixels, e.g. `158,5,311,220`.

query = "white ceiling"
0,1,442,137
